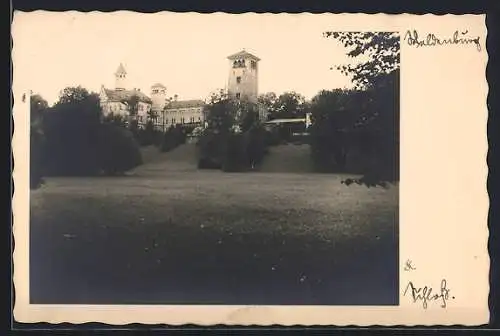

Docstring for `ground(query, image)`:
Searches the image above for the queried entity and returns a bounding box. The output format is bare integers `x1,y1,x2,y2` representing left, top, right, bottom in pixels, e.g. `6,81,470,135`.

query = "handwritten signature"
404,29,481,52
403,279,455,309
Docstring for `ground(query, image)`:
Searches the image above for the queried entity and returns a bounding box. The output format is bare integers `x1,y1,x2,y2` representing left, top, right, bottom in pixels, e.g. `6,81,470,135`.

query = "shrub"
245,125,267,168
221,133,247,172
160,127,181,152
98,124,143,175
153,129,164,147
136,121,160,147
196,129,225,169
42,104,102,176
264,128,281,146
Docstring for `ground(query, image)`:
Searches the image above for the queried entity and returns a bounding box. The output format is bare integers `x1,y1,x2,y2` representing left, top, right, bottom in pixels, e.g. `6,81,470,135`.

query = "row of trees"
29,87,145,188
30,85,199,188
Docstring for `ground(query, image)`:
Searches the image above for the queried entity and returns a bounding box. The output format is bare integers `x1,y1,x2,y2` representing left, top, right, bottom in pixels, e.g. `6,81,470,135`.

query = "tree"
56,86,96,105
123,94,141,133
30,93,49,189
53,86,102,124
123,94,140,118
309,89,362,171
323,31,400,186
42,86,103,175
103,112,127,127
258,92,278,120
203,91,236,134
324,32,400,89
30,93,49,121
275,91,307,119
98,124,143,175
198,90,268,171
258,91,307,120
147,108,159,123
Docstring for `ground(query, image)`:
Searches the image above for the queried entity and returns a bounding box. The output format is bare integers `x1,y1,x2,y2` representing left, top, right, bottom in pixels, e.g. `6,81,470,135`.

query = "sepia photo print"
13,12,488,326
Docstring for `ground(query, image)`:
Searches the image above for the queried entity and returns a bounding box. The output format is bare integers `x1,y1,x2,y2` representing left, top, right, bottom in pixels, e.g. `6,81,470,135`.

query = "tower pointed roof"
227,49,260,61
115,63,127,75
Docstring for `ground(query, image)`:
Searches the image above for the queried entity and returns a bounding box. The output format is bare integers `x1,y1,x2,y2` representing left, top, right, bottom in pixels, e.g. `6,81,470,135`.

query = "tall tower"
150,83,167,113
115,63,127,91
227,50,260,103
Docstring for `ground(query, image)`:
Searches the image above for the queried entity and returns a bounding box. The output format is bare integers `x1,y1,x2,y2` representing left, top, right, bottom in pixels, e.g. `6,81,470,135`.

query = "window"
236,93,241,99
172,118,175,124
233,59,245,68
236,76,241,84
251,60,257,69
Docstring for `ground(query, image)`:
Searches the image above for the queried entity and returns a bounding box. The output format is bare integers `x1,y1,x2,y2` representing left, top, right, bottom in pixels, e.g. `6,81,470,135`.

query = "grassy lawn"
30,170,398,305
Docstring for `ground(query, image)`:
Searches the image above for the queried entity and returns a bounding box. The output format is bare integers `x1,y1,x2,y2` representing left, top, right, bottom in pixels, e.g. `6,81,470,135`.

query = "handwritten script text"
403,279,454,309
404,30,481,52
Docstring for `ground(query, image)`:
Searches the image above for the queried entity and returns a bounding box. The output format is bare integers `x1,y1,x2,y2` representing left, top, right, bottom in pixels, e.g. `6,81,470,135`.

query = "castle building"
99,50,270,131
99,63,153,126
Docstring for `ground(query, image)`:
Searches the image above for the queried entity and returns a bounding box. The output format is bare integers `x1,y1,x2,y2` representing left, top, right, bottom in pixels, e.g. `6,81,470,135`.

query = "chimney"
174,94,178,101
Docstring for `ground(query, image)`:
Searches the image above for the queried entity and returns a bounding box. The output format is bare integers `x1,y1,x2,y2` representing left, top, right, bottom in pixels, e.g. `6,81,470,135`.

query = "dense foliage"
30,94,48,189
197,92,268,172
312,31,400,186
160,125,187,152
137,121,163,147
32,87,143,180
98,124,143,175
258,91,308,120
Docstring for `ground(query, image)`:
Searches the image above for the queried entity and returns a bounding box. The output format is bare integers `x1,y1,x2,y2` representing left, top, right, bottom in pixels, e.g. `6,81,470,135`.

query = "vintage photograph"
24,14,401,306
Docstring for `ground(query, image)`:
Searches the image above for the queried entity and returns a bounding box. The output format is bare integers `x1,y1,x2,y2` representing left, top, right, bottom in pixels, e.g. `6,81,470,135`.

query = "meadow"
29,145,399,305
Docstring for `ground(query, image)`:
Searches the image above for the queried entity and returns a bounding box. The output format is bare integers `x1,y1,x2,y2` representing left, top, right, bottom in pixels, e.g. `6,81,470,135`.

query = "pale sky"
13,12,360,106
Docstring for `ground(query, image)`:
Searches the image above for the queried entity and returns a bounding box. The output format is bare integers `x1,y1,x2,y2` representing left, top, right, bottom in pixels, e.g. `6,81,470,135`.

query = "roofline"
227,52,261,61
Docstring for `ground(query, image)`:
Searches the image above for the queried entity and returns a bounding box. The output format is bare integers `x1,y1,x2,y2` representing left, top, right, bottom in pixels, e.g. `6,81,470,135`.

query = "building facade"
100,63,153,126
99,50,270,130
161,96,205,130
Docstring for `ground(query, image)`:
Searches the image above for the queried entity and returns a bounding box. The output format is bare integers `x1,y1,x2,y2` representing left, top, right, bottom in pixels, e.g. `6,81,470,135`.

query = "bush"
42,104,102,176
153,129,164,147
264,128,281,146
160,126,184,152
196,129,225,169
98,124,143,175
136,122,163,147
222,133,247,172
197,125,269,172
245,125,267,168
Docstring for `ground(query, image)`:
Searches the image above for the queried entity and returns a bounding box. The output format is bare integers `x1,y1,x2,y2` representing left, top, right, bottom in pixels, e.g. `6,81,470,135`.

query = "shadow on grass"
30,196,398,305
